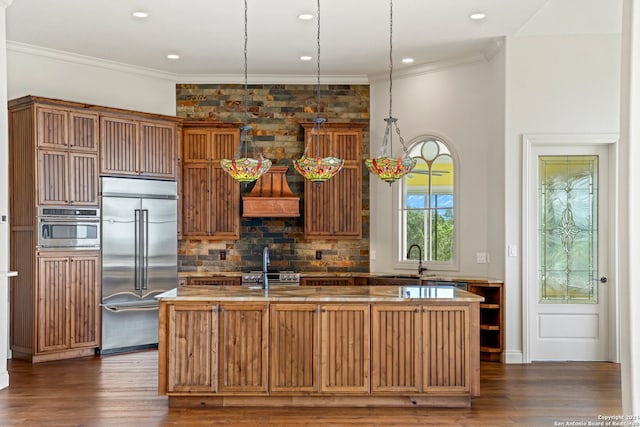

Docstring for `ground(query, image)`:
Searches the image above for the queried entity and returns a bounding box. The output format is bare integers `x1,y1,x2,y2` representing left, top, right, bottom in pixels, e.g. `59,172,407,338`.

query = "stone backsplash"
176,83,370,273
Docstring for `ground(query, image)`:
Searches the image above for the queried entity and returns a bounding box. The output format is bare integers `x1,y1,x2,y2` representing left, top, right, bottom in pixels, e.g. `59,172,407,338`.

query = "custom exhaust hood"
242,165,300,217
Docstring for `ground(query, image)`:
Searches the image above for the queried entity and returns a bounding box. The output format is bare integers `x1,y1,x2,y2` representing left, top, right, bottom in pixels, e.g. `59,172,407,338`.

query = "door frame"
521,133,619,363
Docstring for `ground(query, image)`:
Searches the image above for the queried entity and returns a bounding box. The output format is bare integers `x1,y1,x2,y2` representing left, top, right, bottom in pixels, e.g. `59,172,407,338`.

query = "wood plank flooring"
0,350,621,426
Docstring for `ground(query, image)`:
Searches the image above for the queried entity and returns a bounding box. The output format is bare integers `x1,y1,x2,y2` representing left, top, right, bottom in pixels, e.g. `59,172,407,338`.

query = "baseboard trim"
504,350,525,364
0,370,8,390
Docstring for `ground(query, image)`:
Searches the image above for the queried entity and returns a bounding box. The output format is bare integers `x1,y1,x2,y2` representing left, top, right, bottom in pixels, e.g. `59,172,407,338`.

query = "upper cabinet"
180,122,241,240
9,101,100,207
301,122,366,239
100,114,178,179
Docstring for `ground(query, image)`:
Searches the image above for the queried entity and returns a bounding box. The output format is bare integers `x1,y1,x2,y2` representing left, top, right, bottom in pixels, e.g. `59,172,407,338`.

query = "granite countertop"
177,271,503,284
156,285,485,303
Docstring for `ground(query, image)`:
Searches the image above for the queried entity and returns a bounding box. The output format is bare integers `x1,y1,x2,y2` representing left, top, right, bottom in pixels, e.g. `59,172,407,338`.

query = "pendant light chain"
220,0,272,183
316,0,321,118
292,0,344,183
364,0,415,184
243,0,249,128
388,0,393,119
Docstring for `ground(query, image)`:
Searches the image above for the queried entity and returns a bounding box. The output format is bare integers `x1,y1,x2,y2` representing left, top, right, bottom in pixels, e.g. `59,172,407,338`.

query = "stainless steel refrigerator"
100,177,177,353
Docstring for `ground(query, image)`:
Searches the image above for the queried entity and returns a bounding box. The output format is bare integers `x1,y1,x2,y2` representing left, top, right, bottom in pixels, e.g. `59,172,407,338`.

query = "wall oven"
37,206,100,249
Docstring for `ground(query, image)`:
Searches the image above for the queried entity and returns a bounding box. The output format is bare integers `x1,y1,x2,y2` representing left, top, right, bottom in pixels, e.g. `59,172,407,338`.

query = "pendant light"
292,0,343,184
365,0,416,184
221,0,272,183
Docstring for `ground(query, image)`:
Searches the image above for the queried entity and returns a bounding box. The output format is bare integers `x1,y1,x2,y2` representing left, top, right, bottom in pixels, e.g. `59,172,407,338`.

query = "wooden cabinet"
301,123,366,239
158,295,481,407
34,105,99,206
371,304,421,393
269,304,319,393
167,303,218,393
422,305,472,393
218,303,268,393
100,114,177,179
468,282,504,362
26,251,101,361
300,277,354,286
320,304,370,393
180,123,240,239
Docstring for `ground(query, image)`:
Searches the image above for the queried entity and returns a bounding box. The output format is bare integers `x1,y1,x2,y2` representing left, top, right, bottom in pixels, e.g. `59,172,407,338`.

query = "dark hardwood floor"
0,350,621,426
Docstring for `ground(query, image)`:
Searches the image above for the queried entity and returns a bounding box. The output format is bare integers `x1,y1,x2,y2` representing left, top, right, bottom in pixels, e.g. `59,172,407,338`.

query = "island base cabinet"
423,304,480,397
159,296,480,407
218,304,269,393
320,304,370,393
166,304,218,393
270,304,319,393
371,304,421,393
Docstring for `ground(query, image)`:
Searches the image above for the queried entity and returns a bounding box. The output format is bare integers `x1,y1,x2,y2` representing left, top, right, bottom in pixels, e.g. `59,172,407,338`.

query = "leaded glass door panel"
528,144,609,361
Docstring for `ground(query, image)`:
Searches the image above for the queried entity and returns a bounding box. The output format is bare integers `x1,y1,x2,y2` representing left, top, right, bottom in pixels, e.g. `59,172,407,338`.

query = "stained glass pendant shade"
293,0,343,183
221,0,271,183
365,0,416,184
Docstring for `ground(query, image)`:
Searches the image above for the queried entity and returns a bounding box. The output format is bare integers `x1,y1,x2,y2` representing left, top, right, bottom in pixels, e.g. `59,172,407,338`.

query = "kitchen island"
156,285,483,408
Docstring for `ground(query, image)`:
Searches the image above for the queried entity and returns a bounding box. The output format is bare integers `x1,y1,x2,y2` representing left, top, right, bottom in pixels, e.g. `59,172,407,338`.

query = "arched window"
398,137,456,267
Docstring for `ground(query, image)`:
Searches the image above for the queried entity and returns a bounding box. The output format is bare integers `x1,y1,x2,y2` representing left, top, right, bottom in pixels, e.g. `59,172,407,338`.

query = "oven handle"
39,218,100,223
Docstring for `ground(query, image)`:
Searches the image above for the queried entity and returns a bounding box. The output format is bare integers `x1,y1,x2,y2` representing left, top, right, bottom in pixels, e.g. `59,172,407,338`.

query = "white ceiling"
4,0,620,79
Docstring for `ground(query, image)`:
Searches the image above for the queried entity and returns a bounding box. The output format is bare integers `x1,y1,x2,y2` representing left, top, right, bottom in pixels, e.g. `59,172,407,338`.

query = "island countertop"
156,284,485,303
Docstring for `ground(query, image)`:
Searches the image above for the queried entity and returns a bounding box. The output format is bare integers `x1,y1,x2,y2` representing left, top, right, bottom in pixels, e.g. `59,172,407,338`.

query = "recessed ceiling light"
132,11,148,18
298,13,314,20
402,58,415,64
300,55,313,61
167,54,180,60
469,12,486,20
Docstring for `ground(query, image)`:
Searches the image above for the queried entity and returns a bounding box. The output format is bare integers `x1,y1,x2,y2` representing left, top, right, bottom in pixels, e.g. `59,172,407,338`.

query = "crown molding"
368,52,487,83
7,41,178,81
7,41,370,85
179,74,369,85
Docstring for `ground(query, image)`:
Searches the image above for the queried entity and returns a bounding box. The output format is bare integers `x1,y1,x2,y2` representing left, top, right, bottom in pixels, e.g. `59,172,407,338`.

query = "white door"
527,142,611,361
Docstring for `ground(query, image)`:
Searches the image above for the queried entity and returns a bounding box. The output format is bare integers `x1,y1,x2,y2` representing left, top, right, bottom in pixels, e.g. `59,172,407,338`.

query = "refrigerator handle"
134,209,141,291
142,209,149,290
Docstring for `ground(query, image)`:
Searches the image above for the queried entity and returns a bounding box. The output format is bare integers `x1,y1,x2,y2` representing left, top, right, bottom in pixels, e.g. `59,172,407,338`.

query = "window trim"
392,134,460,272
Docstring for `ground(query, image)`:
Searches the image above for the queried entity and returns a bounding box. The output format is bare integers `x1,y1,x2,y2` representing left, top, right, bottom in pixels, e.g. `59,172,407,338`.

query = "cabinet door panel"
211,167,239,238
304,179,333,237
270,304,319,393
100,116,138,176
320,304,370,393
182,129,211,162
372,304,421,393
37,107,68,149
69,254,100,348
219,304,268,393
38,150,68,205
332,166,361,236
69,112,99,152
37,256,70,352
422,305,470,393
69,153,98,205
140,121,176,178
168,304,218,392
181,164,210,236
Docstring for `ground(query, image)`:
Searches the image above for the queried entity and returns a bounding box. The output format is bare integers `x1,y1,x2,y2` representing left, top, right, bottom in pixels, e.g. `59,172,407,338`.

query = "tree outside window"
400,138,455,265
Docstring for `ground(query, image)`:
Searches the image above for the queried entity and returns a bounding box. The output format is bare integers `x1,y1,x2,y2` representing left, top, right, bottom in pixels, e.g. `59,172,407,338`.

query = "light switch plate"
508,245,518,257
476,252,488,263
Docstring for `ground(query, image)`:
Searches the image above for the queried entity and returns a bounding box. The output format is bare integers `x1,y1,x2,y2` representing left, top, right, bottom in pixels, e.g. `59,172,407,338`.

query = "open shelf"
469,282,504,362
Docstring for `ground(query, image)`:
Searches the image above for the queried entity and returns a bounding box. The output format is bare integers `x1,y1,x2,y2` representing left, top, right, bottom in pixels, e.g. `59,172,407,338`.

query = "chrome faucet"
262,246,270,290
406,244,427,276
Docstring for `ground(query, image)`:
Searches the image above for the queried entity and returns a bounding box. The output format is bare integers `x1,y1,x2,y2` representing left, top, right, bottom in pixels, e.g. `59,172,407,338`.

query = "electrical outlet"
219,250,226,260
315,250,322,260
508,245,518,257
370,250,376,260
